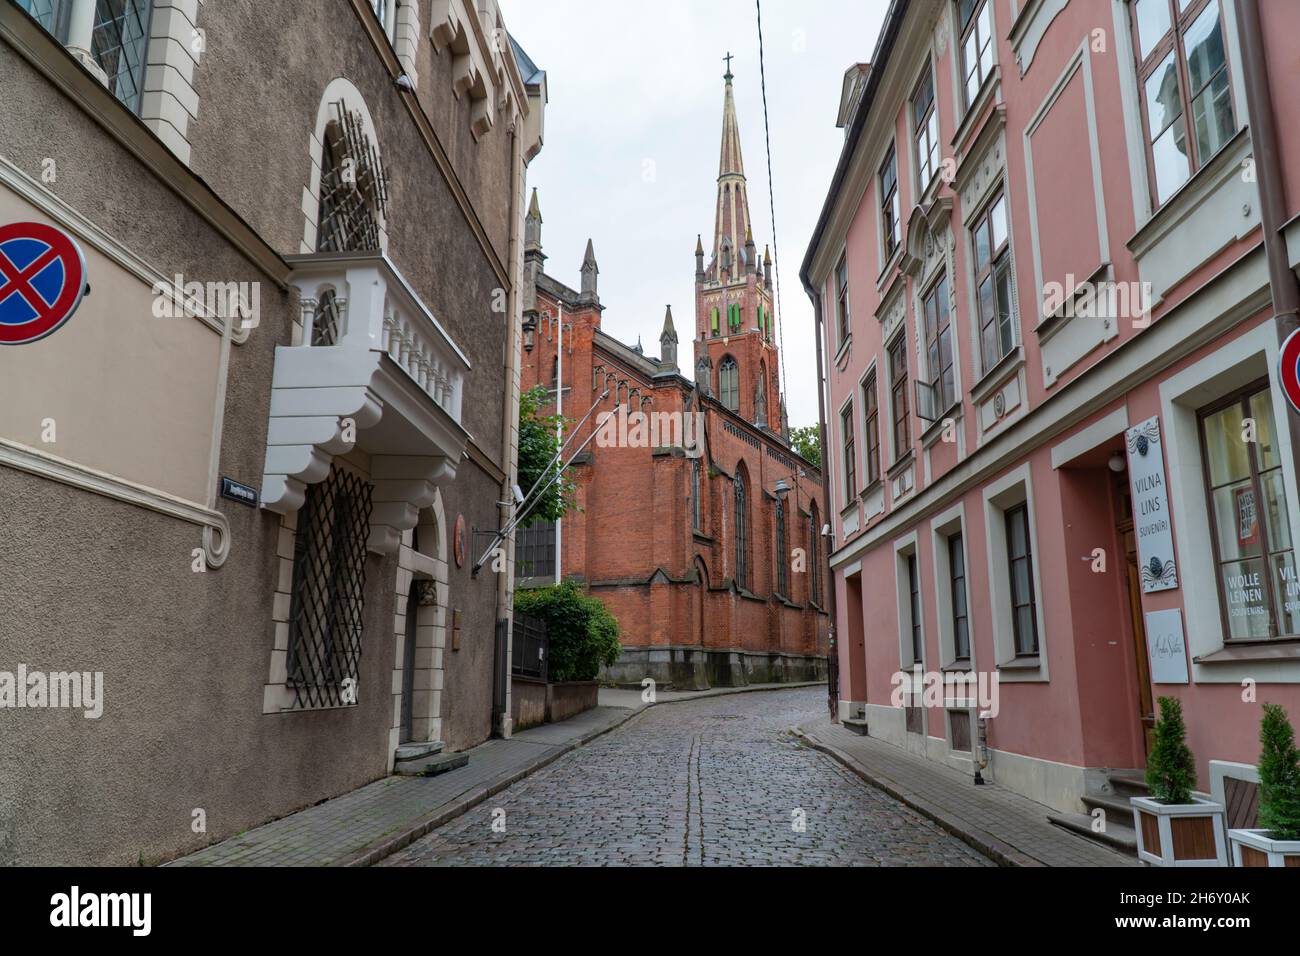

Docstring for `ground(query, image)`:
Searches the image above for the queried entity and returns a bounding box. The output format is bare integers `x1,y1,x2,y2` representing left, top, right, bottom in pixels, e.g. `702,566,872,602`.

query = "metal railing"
511,610,548,681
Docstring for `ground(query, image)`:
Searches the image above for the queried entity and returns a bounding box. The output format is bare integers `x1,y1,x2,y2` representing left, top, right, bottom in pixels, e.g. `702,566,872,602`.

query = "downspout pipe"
1235,0,1300,536
803,273,839,722
494,123,526,739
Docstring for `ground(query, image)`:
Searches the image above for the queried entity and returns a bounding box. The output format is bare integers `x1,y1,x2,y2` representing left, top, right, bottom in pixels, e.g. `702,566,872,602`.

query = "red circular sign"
1280,328,1300,416
0,221,87,345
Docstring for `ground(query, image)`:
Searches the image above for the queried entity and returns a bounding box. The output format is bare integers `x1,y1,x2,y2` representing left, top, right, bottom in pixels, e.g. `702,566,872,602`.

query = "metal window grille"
316,103,390,253
286,466,375,708
515,520,555,579
312,290,342,347
511,610,548,681
90,0,152,114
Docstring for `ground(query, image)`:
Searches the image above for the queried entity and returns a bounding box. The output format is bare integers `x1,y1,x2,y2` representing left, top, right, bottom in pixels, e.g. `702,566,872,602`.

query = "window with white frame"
19,0,153,114
959,0,994,109
900,550,923,665
1129,0,1237,206
949,532,971,661
863,370,881,487
880,145,901,262
913,65,940,191
984,468,1046,674
1005,502,1039,656
972,191,1014,373
841,402,857,504
922,273,955,413
835,253,851,347
889,333,911,461
1198,381,1297,641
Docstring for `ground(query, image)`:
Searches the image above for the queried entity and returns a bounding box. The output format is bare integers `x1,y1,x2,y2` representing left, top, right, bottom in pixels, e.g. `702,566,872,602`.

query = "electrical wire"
755,0,789,428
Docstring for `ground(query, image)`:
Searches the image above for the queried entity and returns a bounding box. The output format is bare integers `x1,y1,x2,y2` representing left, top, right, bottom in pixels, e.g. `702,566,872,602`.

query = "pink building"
802,0,1300,845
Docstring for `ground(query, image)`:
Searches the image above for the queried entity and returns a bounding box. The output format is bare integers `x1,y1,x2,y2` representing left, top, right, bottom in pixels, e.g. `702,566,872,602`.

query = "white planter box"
1131,795,1227,867
1228,828,1300,867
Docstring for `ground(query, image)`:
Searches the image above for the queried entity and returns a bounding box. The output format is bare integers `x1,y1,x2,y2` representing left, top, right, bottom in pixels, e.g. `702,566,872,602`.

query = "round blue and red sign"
1280,327,1300,416
0,221,87,345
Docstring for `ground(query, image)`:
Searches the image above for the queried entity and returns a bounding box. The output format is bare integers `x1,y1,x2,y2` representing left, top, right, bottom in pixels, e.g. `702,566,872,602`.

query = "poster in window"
1235,486,1259,549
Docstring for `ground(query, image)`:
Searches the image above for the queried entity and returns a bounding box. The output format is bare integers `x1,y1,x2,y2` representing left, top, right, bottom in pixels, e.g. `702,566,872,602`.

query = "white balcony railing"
261,252,472,553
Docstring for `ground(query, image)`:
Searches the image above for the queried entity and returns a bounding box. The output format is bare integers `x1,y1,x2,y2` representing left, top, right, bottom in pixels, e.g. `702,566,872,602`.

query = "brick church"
517,65,827,690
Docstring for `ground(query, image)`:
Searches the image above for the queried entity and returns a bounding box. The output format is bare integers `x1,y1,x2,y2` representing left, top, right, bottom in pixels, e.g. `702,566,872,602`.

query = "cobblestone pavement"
381,688,992,867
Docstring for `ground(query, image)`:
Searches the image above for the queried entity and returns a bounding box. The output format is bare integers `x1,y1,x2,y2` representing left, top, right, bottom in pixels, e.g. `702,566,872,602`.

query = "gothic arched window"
775,496,788,596
734,470,749,589
691,458,702,530
719,357,739,412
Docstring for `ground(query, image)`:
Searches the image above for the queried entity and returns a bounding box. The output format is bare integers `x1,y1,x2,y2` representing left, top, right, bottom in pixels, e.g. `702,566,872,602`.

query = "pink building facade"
802,0,1300,826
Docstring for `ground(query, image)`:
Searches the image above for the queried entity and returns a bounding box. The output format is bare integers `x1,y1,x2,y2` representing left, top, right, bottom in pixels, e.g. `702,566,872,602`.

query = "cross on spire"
723,51,734,80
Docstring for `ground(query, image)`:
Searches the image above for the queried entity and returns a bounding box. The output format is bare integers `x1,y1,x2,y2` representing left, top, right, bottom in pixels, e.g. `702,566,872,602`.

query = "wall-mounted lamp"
1108,451,1126,473
522,312,537,354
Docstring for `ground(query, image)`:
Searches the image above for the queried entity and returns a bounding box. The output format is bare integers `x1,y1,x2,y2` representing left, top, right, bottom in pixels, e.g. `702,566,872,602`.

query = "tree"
1257,703,1300,841
516,385,577,528
790,424,821,470
1146,696,1196,804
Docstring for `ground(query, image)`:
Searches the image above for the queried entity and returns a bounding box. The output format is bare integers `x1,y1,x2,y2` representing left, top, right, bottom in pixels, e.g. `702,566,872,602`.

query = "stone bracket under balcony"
261,252,472,555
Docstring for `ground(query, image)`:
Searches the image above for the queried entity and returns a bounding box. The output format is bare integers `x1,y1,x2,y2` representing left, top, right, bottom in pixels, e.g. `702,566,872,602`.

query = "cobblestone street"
381,688,992,867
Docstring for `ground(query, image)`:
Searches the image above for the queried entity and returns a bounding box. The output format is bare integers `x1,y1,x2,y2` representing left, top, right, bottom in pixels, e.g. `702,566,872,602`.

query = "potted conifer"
1228,703,1300,866
1131,696,1228,866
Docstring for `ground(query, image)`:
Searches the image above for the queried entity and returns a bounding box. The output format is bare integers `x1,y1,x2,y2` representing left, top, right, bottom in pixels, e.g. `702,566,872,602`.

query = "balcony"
260,252,471,554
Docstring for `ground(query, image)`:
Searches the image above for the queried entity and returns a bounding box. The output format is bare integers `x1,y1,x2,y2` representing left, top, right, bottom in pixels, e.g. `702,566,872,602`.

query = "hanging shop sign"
1279,327,1300,415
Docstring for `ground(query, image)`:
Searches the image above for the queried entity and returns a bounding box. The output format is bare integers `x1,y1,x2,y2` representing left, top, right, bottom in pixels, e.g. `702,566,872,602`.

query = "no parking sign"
0,221,87,345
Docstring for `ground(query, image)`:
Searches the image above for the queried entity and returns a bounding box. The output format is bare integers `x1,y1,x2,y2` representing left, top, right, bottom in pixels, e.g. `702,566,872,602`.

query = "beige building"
0,0,544,865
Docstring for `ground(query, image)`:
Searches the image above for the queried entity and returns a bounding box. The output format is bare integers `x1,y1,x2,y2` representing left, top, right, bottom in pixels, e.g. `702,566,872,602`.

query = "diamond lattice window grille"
316,102,390,253
311,290,342,347
286,466,375,708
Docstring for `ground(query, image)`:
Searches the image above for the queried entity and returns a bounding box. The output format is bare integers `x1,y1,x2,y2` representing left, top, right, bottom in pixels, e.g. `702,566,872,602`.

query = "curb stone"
793,725,1040,868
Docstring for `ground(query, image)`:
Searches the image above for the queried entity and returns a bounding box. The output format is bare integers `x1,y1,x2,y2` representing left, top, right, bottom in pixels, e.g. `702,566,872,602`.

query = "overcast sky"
499,0,888,428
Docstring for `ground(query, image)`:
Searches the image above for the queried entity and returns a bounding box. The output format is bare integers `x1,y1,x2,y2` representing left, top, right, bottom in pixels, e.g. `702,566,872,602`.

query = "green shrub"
514,580,622,682
1146,696,1196,804
1257,703,1300,842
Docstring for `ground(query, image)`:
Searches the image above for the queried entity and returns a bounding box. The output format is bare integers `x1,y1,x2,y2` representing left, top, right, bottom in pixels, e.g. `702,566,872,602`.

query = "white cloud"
501,0,888,428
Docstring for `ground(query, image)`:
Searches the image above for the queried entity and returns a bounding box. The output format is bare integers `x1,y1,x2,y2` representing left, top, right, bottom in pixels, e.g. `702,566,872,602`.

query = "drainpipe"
494,123,526,739
804,277,839,722
1235,0,1300,488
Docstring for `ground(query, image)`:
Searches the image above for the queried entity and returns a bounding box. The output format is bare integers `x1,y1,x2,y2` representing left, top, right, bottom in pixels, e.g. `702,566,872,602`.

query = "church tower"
693,57,781,433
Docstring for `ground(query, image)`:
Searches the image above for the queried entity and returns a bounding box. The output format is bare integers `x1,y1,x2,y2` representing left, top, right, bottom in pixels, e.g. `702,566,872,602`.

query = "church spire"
711,58,752,282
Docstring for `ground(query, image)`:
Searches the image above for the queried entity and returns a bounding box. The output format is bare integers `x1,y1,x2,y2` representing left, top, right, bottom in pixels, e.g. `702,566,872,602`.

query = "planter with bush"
513,580,622,724
1131,696,1227,866
1228,703,1300,867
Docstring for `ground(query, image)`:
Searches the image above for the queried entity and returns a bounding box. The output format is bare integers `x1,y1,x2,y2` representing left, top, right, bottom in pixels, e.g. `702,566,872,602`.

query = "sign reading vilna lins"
1126,416,1178,593
0,221,87,345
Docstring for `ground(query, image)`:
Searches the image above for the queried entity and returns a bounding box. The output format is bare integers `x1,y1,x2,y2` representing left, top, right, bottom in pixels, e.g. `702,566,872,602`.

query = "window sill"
887,449,915,480
970,346,1024,405
952,67,1001,158
859,477,883,501
692,531,713,545
877,245,904,292
1127,126,1251,260
833,333,852,368
996,655,1040,671
941,660,973,674
920,403,962,447
1194,640,1300,664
